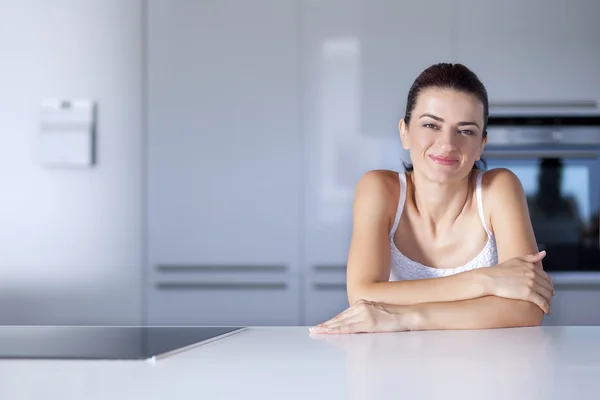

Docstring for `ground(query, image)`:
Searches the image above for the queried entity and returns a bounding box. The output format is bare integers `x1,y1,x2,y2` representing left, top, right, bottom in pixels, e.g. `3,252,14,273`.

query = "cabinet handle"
313,265,346,272
157,264,287,273
313,283,346,291
483,149,599,159
490,100,598,109
155,282,287,290
550,272,600,287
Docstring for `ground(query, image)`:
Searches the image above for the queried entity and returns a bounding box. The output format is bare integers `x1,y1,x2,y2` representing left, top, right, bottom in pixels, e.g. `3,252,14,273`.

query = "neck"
409,170,473,232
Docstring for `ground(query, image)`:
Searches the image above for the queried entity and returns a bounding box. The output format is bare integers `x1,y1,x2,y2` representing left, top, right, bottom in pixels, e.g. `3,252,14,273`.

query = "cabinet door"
304,265,350,326
300,0,453,324
146,0,301,325
455,0,600,114
542,277,600,326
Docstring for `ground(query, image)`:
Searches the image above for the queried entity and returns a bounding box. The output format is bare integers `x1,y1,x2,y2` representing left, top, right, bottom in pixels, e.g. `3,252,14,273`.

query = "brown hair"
403,63,488,172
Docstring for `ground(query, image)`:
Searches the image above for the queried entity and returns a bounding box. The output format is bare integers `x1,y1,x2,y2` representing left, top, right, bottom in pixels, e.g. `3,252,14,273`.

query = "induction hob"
0,326,246,361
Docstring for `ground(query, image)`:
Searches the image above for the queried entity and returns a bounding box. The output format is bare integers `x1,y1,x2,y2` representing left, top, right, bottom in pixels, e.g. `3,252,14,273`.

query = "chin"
423,162,470,183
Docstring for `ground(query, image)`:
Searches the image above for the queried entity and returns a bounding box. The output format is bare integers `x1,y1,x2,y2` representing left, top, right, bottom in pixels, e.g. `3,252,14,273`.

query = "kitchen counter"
1,326,599,400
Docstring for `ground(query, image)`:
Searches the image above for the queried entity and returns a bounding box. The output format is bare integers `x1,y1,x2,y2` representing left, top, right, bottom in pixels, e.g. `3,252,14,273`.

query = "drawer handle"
155,282,287,290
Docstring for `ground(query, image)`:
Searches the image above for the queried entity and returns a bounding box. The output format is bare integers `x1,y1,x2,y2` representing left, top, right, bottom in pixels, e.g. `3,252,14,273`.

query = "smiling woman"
310,63,555,335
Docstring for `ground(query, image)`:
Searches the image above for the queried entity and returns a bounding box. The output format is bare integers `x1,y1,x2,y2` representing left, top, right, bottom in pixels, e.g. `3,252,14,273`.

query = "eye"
423,123,438,129
460,129,474,135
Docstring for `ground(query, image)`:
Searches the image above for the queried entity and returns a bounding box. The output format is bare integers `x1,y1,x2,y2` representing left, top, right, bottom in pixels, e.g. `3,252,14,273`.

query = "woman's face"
400,88,487,183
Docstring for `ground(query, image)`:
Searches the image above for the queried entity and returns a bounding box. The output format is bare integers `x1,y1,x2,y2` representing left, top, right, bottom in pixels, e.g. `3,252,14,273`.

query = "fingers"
316,303,360,327
314,307,364,331
533,282,553,308
528,291,551,315
521,250,546,264
533,267,555,295
319,313,363,330
311,300,372,334
311,321,364,334
521,250,555,296
325,322,364,334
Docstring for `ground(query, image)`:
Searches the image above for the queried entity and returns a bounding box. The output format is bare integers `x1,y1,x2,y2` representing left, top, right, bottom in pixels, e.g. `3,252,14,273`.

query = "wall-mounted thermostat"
39,99,96,167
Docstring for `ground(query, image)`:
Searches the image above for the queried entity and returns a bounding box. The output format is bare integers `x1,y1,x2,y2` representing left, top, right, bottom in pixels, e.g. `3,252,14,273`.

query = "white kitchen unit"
145,0,302,326
455,0,600,115
303,265,350,326
542,274,600,326
299,0,454,324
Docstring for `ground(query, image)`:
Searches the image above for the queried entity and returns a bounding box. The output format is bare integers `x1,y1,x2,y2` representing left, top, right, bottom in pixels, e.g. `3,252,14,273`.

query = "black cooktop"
0,326,246,361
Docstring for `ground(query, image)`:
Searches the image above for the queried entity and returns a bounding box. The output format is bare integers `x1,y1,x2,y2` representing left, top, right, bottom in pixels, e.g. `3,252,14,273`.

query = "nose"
435,127,458,149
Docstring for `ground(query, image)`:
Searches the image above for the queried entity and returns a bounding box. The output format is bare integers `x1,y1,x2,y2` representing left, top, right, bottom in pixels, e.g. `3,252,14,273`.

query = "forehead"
413,88,484,122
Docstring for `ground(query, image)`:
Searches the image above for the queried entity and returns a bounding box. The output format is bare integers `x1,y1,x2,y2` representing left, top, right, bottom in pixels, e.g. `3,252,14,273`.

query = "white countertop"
1,326,599,400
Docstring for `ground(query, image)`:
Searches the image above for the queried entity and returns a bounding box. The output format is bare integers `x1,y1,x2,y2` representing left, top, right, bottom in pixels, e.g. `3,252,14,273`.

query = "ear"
399,118,410,150
477,134,488,160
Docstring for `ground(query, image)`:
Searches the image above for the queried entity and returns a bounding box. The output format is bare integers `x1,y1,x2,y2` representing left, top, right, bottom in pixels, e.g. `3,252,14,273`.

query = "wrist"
408,306,426,331
387,304,425,331
468,268,494,297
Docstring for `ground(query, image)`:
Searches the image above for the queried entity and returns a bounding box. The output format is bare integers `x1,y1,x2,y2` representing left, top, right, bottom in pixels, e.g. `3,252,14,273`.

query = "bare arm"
407,169,545,330
345,171,491,307
405,297,543,330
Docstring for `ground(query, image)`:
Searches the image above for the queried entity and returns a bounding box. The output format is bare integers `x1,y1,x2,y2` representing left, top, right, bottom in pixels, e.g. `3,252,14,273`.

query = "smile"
428,154,459,166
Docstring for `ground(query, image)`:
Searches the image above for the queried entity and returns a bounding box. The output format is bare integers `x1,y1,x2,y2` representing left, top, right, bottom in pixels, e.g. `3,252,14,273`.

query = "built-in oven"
483,116,600,274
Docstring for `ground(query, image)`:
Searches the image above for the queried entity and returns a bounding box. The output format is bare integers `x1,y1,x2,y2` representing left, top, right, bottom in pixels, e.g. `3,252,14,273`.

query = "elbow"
347,284,376,306
516,302,545,327
529,308,545,327
347,291,365,307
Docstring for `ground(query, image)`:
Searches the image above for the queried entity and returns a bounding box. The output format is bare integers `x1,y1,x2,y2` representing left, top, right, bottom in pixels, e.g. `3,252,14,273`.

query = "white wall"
0,0,143,325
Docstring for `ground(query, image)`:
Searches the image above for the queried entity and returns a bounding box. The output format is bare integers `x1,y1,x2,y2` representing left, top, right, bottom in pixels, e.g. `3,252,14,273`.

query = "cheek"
409,129,434,149
466,139,484,155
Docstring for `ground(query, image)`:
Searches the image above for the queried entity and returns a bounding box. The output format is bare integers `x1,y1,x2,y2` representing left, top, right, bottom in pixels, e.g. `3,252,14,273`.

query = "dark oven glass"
484,146,600,272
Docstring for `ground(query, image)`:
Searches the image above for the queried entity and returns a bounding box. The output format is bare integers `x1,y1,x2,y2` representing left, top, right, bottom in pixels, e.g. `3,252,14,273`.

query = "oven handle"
483,149,599,159
548,272,600,287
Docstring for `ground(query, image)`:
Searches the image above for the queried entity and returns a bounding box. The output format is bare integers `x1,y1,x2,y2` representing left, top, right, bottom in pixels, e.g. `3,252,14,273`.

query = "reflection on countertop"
310,326,600,400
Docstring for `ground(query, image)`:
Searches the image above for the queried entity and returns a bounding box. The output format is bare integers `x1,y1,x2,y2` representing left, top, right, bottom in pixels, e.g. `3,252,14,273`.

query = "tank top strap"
389,172,407,240
476,170,493,237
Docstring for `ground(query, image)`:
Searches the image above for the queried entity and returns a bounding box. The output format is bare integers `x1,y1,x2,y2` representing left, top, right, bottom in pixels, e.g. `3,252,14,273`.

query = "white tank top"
389,171,499,281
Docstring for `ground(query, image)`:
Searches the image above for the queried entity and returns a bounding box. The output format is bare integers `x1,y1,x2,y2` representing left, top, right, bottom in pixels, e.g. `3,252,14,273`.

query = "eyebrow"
419,113,480,129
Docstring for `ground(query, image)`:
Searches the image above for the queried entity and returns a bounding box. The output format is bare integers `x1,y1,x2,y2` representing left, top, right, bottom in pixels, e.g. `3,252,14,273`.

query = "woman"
310,63,555,334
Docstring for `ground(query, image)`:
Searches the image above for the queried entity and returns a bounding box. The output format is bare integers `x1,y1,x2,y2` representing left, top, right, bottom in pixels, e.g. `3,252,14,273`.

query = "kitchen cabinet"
455,0,600,115
299,0,453,323
145,0,301,325
303,265,350,326
542,275,600,326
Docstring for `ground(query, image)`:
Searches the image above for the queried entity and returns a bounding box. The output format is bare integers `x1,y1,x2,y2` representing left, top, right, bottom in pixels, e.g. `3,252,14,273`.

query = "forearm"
349,269,488,306
407,296,544,330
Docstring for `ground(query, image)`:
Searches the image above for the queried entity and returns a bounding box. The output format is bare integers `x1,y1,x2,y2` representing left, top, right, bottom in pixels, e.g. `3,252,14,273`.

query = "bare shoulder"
480,167,527,219
480,167,524,199
353,169,401,227
355,169,399,196
480,168,537,258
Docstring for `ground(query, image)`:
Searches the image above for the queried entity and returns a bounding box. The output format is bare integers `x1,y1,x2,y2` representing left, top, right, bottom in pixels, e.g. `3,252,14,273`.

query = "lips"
429,154,458,165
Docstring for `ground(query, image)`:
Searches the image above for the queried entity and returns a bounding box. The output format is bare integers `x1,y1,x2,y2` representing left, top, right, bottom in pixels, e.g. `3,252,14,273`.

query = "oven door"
483,146,600,272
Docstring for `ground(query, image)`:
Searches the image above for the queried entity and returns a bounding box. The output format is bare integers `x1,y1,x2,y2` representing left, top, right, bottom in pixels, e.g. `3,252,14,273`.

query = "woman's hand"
309,299,416,334
482,250,554,314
